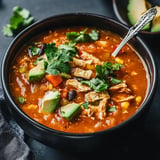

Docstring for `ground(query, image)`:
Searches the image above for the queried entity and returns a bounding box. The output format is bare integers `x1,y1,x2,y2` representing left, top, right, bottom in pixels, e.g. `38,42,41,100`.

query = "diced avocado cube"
127,0,150,30
28,60,45,82
151,6,160,32
42,91,61,113
61,103,81,121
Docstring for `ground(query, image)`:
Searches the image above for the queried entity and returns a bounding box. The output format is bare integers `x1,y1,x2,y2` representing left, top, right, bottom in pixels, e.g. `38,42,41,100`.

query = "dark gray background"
0,0,160,159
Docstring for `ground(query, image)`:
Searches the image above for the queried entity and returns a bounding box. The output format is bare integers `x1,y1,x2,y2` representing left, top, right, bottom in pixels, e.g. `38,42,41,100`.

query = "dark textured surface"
0,102,31,160
0,0,160,159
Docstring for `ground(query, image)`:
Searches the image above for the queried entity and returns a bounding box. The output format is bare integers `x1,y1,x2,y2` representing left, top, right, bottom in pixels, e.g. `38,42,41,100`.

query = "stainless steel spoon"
112,7,157,57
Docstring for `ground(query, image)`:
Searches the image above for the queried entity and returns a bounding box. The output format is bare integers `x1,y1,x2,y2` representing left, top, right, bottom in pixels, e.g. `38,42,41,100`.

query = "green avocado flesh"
151,6,160,32
127,0,150,30
61,103,81,121
42,91,61,113
28,60,45,82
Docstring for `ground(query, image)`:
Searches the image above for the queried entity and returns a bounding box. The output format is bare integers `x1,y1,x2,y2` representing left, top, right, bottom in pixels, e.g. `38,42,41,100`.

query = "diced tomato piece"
110,44,117,52
46,74,63,87
60,88,68,98
110,44,127,55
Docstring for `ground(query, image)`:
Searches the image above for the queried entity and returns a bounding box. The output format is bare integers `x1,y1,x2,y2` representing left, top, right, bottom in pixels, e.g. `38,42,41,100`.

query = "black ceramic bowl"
1,13,157,151
112,0,160,37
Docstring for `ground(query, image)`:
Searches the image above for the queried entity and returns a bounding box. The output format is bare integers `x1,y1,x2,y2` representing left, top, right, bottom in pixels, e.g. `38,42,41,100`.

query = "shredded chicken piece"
71,68,93,79
66,79,91,92
109,82,126,90
109,82,134,102
96,98,108,120
109,82,127,90
16,77,26,96
81,105,97,117
112,95,135,103
80,51,102,65
118,87,132,94
85,91,110,103
109,82,132,94
70,57,93,68
82,98,108,120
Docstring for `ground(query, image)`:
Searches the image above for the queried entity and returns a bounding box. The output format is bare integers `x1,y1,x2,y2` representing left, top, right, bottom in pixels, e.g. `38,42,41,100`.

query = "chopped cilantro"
66,28,99,43
10,14,24,30
45,43,58,62
108,105,116,112
28,46,40,56
2,6,34,37
13,6,30,19
81,102,89,109
81,78,109,92
56,42,78,62
58,42,78,54
95,62,122,79
46,59,71,75
17,96,25,104
3,24,13,37
23,16,34,26
112,63,122,71
110,77,122,84
81,62,122,92
45,42,78,75
89,30,99,41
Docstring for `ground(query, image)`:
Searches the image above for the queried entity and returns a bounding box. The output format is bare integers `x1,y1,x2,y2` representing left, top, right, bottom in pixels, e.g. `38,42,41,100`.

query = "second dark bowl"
112,0,160,37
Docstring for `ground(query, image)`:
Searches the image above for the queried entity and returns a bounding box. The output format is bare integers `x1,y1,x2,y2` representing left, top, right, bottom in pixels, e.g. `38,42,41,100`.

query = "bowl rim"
1,12,157,137
112,0,160,35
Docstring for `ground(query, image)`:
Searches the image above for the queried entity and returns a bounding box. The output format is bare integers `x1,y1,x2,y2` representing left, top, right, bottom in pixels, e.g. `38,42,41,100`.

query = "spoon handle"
112,7,157,57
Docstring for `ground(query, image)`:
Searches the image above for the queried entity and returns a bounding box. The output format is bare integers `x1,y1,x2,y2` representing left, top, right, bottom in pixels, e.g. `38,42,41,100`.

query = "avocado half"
151,6,160,32
127,0,150,30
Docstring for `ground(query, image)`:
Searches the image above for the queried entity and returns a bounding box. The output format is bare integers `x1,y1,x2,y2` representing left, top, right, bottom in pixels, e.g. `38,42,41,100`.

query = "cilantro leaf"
28,46,40,56
112,63,122,71
57,49,73,62
108,105,116,112
46,60,71,75
89,30,99,41
81,78,109,92
13,6,30,19
17,96,25,104
81,102,89,109
56,42,78,62
81,62,122,92
2,24,13,37
10,14,24,30
66,32,79,41
55,61,71,73
45,42,78,75
45,43,58,62
2,6,34,37
66,29,99,43
23,16,34,26
58,42,77,54
95,62,122,79
110,77,122,84
95,64,108,79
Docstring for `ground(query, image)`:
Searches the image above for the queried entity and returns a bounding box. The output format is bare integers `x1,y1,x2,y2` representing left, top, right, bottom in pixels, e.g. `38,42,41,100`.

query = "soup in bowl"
9,26,148,133
1,13,157,150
